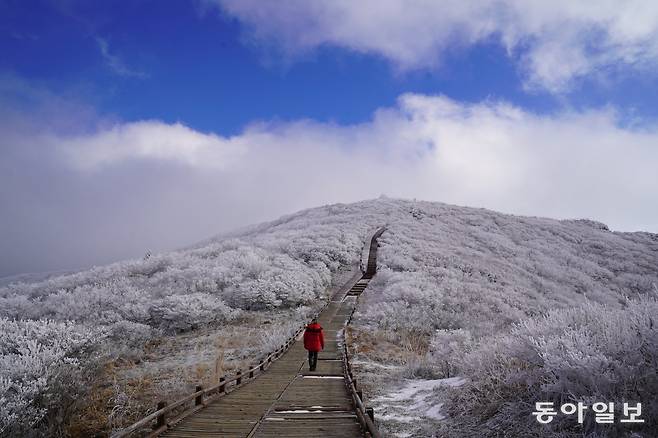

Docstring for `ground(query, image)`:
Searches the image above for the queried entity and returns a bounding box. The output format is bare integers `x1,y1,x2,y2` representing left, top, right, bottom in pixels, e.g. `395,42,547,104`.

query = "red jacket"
303,322,324,352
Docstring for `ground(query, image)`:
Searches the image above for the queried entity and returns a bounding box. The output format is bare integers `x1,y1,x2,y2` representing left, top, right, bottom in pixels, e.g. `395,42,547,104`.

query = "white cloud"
62,120,246,169
213,0,658,92
96,37,147,78
2,92,658,276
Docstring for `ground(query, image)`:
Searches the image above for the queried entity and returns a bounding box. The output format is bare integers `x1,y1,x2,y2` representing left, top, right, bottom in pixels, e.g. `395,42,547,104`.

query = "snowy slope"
348,200,658,437
1,197,657,437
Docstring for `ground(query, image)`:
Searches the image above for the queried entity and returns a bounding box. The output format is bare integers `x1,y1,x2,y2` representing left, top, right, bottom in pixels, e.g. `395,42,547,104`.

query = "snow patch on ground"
351,359,403,371
372,377,466,426
302,375,343,379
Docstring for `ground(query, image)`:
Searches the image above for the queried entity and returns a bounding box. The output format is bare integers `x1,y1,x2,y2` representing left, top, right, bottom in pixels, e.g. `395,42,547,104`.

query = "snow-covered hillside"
349,200,658,437
1,198,656,437
0,201,383,435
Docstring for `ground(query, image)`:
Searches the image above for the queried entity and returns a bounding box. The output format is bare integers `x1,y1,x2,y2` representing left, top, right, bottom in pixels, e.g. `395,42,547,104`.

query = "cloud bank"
2,90,657,276
214,0,658,92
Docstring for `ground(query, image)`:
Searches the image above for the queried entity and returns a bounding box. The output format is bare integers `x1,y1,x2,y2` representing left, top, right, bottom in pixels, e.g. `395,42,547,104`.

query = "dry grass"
347,327,447,437
65,361,154,437
62,307,311,436
348,326,430,364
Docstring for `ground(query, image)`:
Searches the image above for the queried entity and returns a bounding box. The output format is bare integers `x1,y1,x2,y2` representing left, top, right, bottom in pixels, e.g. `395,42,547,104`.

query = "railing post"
236,370,242,385
249,366,255,379
195,385,204,406
357,390,363,400
219,376,226,393
366,407,375,422
154,401,167,430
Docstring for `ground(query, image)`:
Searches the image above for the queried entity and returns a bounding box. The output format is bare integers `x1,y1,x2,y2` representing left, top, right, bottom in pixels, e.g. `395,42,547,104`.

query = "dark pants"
308,351,318,371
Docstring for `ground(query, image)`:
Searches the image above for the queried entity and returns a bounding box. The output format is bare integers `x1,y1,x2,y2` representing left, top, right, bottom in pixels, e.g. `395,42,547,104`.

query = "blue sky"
6,0,657,134
1,0,658,276
3,0,525,133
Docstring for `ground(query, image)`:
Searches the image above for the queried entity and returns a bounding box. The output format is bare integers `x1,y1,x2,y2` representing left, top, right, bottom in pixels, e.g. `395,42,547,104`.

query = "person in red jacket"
303,318,324,371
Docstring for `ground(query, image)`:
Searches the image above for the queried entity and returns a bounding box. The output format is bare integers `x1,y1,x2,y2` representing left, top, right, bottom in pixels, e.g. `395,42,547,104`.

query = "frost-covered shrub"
106,320,158,353
0,200,388,434
429,329,473,378
0,319,105,437
400,356,443,379
338,199,657,436
2,197,657,435
149,293,235,333
0,209,381,330
255,306,314,356
355,198,657,350
360,270,451,335
440,296,658,437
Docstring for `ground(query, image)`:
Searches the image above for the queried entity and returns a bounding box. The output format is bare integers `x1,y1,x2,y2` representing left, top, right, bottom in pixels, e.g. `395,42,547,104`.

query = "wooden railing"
360,226,387,274
343,336,381,438
345,226,385,438
112,323,307,438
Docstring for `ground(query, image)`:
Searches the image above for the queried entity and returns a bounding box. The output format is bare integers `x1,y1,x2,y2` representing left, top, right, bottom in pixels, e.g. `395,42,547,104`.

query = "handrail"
345,226,385,438
360,225,386,277
112,325,305,437
344,338,381,438
360,226,386,273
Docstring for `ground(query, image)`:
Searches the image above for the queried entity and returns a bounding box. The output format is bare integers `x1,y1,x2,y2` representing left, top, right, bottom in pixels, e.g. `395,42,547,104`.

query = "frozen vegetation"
349,199,658,437
0,204,381,436
1,197,657,437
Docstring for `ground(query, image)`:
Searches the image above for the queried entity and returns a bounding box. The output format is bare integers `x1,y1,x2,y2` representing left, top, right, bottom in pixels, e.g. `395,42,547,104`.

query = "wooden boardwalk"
114,227,385,438
161,275,365,438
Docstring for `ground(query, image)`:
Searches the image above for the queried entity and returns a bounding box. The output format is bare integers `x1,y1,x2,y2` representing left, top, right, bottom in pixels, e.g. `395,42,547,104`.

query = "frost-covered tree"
2,197,657,435
438,296,658,437
0,319,104,436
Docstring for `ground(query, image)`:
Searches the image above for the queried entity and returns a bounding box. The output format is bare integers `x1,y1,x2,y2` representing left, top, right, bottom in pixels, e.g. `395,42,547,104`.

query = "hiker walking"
303,317,324,371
